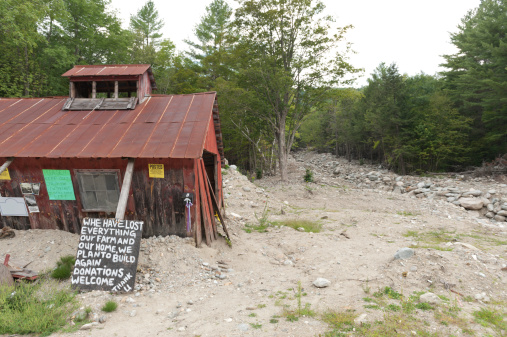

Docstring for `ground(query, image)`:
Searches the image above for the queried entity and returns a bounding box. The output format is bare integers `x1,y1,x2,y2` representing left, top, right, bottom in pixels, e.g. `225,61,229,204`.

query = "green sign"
43,170,76,201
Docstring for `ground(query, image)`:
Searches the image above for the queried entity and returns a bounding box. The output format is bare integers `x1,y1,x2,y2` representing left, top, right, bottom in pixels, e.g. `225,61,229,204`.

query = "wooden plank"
197,161,212,245
200,160,217,240
204,165,231,242
114,81,118,99
0,158,13,175
92,81,96,98
115,158,135,220
193,159,202,247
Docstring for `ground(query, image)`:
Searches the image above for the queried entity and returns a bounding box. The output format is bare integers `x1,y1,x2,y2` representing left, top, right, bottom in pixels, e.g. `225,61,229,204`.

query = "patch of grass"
269,318,279,324
416,302,434,311
401,299,416,314
249,323,262,329
272,219,322,233
355,312,430,337
321,310,357,334
281,281,316,321
434,305,469,331
373,286,402,300
462,233,507,246
386,304,401,312
363,297,374,302
244,203,271,233
101,300,118,312
411,244,453,252
403,230,420,237
405,229,459,250
473,308,507,331
51,255,76,280
248,313,257,317
0,280,80,336
286,313,299,322
363,304,380,310
437,295,450,301
362,279,371,294
463,295,474,302
243,223,270,233
257,303,266,309
397,211,419,216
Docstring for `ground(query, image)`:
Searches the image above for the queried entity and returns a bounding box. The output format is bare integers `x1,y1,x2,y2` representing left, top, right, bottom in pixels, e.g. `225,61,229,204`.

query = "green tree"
0,0,47,96
362,63,411,173
234,0,360,181
130,0,164,48
441,0,507,160
185,0,235,89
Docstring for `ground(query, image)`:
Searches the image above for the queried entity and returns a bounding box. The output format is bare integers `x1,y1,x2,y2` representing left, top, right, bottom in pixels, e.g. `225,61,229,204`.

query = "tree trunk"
277,127,288,181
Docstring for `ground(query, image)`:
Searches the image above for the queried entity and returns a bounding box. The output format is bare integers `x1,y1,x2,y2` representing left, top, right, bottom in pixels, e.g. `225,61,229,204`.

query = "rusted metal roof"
61,64,152,77
0,92,222,159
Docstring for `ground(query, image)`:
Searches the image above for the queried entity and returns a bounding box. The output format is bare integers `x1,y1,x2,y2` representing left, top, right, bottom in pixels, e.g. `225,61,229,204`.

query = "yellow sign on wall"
0,168,11,180
148,164,164,178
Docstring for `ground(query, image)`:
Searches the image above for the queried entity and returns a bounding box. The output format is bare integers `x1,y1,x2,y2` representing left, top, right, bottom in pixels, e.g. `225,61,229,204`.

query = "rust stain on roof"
62,64,152,77
0,92,219,159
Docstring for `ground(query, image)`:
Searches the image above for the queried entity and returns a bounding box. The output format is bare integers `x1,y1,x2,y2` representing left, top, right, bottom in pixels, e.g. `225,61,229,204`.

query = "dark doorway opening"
202,151,217,196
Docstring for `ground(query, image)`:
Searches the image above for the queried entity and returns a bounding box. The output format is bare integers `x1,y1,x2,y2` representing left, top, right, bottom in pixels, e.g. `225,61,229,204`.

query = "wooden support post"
70,82,75,98
0,158,14,176
194,159,202,247
115,158,135,220
200,160,217,240
114,81,118,100
92,81,96,99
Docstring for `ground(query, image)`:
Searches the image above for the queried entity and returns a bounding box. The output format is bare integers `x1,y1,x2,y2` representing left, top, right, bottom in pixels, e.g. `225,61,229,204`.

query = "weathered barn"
0,64,226,246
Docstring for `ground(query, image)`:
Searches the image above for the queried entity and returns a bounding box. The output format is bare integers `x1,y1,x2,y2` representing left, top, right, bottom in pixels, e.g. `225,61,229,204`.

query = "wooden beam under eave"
92,81,96,99
0,158,14,175
115,158,135,220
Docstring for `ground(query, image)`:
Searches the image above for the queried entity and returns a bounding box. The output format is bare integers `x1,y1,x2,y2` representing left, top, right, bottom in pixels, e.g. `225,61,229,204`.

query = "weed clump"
304,169,313,182
102,300,118,312
51,255,76,280
0,280,79,336
273,219,322,233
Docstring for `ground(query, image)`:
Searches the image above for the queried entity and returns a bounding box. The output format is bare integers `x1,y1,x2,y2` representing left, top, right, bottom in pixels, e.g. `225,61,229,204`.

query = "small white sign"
0,197,29,216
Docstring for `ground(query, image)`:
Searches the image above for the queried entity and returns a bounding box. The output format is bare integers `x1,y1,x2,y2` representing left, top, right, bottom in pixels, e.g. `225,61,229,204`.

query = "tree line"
0,0,505,178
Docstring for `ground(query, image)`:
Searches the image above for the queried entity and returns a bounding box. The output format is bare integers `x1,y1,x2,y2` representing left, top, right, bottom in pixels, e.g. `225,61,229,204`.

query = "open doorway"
202,150,217,196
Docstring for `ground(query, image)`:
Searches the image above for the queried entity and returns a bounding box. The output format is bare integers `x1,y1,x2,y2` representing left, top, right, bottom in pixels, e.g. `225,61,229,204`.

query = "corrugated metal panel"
62,64,151,77
0,92,220,159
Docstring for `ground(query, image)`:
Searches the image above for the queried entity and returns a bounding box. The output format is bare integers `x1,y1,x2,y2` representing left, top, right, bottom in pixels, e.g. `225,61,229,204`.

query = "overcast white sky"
109,0,480,87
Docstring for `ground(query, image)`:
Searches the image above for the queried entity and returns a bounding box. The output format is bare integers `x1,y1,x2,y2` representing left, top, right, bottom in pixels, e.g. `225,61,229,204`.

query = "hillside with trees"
0,0,505,177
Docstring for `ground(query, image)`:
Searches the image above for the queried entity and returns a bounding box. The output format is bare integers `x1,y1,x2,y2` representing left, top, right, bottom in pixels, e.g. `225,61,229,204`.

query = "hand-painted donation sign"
42,169,76,200
148,164,164,178
71,218,143,292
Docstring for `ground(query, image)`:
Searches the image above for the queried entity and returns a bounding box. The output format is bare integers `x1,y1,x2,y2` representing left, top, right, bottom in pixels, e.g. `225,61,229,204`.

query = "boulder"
459,198,484,210
394,247,414,260
313,278,331,288
419,292,441,305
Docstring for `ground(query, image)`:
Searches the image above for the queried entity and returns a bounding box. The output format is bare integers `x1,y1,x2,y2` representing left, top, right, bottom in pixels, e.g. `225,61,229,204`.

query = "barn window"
75,171,120,212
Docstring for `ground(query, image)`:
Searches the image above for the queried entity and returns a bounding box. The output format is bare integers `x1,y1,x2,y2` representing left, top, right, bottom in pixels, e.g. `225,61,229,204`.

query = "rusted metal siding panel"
0,157,196,238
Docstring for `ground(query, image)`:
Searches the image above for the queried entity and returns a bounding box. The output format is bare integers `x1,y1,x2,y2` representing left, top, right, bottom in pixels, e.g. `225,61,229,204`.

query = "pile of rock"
291,151,507,224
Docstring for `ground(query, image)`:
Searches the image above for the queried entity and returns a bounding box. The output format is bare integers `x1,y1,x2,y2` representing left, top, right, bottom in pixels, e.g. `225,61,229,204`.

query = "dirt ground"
1,151,506,336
